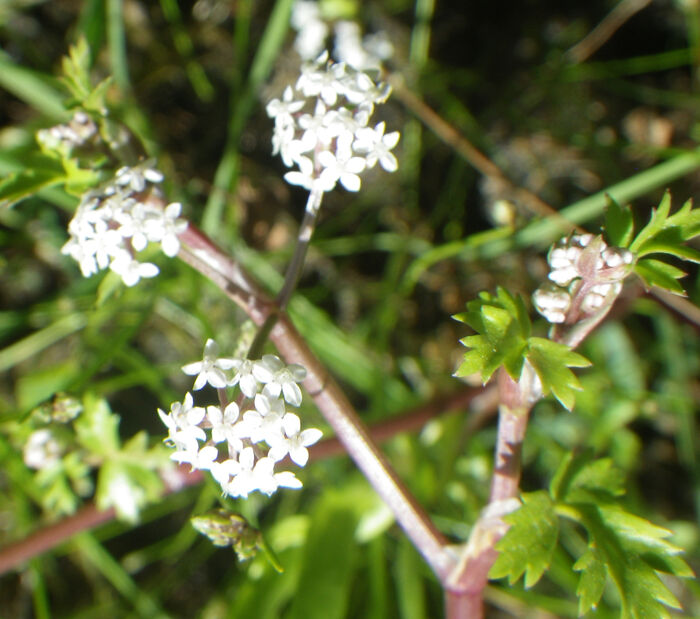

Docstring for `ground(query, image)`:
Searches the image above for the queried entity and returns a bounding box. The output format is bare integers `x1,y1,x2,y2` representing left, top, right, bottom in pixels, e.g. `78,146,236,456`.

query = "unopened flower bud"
533,284,572,323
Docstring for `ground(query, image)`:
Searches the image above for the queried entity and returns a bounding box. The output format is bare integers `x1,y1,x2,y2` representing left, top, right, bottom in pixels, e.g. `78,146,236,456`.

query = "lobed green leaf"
527,338,591,411
490,491,559,588
573,547,607,615
604,195,634,248
629,190,672,254
634,259,686,295
550,452,625,503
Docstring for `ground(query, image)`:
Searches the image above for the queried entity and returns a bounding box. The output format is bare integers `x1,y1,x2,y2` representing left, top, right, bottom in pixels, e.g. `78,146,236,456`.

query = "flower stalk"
177,222,455,579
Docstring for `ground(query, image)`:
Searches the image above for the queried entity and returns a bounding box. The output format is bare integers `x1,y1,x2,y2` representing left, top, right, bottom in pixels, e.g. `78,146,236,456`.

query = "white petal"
301,428,323,447
289,445,309,467
138,263,159,278
383,131,400,149
284,171,311,189
379,152,398,173
275,471,302,489
165,202,182,217
282,413,301,436
192,373,208,391
206,368,228,389
282,382,303,407
239,374,258,398
181,361,203,376
161,234,180,257
340,173,361,192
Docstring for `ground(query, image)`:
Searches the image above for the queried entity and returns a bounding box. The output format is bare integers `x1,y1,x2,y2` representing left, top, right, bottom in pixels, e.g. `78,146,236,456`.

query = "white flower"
241,393,285,444
228,359,259,398
113,201,154,251
266,86,305,124
146,202,188,257
267,413,322,466
253,355,307,407
209,458,240,487
61,163,181,287
296,53,345,105
224,447,278,498
114,165,163,193
170,445,219,471
318,133,366,192
206,402,243,451
354,122,400,172
157,354,314,500
284,155,336,193
298,99,334,149
291,1,328,60
158,392,206,449
24,429,62,469
109,253,159,287
334,21,370,70
181,338,237,390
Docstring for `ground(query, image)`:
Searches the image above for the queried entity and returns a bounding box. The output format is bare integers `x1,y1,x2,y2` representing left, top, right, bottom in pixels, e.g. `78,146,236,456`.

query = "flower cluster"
24,428,62,470
266,51,399,197
61,164,187,286
36,111,98,157
158,339,322,499
334,21,393,72
533,234,634,323
290,1,393,71
290,0,329,61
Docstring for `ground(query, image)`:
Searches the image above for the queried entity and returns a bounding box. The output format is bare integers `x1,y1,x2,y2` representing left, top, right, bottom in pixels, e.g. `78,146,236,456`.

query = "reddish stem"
445,370,535,617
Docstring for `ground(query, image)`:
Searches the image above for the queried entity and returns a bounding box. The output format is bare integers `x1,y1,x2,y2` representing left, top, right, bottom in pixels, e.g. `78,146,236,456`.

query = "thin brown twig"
0,465,203,576
566,0,653,64
649,287,700,329
389,74,581,234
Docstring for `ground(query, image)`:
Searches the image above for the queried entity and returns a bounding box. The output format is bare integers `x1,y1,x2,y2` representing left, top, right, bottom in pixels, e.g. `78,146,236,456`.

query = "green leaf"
629,190,672,254
598,506,692,568
490,491,559,588
663,197,700,238
620,192,700,296
550,452,625,503
567,503,694,618
62,157,101,195
0,168,67,209
60,36,93,104
0,49,67,119
604,195,634,248
35,466,79,516
634,223,700,262
288,492,359,619
74,394,120,455
634,258,686,295
573,547,607,615
527,338,591,410
454,288,531,383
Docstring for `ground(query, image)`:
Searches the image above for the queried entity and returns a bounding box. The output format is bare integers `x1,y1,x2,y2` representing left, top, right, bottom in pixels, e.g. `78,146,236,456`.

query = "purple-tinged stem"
177,222,456,580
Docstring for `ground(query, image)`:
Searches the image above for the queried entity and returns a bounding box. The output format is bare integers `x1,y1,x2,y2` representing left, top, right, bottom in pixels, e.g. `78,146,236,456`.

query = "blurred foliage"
0,0,699,617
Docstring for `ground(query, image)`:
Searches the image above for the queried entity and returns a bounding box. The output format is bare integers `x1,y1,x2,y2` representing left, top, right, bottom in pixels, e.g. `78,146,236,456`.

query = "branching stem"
247,188,323,359
177,222,456,580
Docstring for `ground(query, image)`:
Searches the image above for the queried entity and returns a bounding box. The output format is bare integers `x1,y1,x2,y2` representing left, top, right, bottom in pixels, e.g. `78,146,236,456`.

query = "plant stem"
268,312,454,579
445,369,536,617
277,188,323,310
247,188,323,359
0,387,488,576
177,221,456,579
